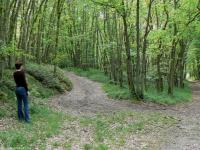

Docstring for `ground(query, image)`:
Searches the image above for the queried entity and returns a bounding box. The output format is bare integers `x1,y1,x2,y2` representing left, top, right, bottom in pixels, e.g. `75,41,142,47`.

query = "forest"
0,0,200,149
0,0,200,99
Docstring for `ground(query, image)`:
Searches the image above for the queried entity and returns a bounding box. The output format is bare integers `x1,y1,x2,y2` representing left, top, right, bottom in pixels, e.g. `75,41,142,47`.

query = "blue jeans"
15,87,30,122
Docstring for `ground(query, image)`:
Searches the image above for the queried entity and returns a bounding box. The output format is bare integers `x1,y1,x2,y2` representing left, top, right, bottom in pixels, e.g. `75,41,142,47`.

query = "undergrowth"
0,63,72,149
145,83,192,105
26,63,72,93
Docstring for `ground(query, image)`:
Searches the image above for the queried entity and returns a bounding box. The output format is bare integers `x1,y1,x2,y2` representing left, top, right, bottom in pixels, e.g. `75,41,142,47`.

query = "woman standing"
13,61,30,123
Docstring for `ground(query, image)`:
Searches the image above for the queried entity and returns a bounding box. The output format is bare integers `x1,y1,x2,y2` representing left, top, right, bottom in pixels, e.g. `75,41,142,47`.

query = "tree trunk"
141,0,153,98
135,0,142,99
121,0,136,97
168,0,178,96
54,0,63,75
178,39,187,88
156,54,163,92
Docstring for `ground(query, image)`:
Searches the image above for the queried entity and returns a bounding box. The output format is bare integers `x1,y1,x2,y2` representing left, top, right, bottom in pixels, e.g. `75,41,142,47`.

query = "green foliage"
0,42,33,59
0,91,7,102
26,63,72,93
54,66,73,91
145,83,192,105
27,74,55,99
103,83,131,100
187,32,200,79
0,70,16,100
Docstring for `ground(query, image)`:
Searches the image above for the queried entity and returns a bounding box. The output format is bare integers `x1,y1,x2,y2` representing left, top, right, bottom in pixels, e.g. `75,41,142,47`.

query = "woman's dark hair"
15,61,23,70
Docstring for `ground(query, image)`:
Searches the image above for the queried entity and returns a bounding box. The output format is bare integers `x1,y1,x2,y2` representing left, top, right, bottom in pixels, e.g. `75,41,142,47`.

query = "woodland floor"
47,72,200,150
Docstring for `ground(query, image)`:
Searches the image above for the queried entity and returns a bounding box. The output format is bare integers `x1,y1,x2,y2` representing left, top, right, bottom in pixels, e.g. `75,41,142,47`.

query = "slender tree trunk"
141,0,153,98
54,0,64,75
178,39,187,88
168,31,177,95
135,0,142,99
155,0,168,92
121,0,136,97
7,0,21,68
168,0,178,96
156,54,164,92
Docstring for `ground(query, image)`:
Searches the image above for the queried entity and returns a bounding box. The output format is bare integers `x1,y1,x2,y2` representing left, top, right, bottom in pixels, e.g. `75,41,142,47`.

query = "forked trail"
48,72,200,150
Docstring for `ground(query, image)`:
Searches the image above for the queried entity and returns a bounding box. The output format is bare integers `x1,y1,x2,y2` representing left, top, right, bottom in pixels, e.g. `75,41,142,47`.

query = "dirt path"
161,82,200,150
49,72,152,116
48,72,200,150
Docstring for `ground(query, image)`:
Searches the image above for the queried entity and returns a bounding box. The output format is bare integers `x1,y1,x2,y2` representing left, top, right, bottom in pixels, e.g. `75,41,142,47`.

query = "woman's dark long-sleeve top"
13,70,28,92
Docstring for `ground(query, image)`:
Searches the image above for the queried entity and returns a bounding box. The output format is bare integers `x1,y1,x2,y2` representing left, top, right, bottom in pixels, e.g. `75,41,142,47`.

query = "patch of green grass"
102,83,131,100
53,141,61,148
84,144,93,150
145,83,192,105
84,144,108,150
79,111,177,147
0,104,66,149
94,144,108,150
64,143,72,150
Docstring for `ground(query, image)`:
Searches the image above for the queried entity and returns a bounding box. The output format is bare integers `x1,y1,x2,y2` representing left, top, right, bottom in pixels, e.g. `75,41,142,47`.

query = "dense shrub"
26,63,72,93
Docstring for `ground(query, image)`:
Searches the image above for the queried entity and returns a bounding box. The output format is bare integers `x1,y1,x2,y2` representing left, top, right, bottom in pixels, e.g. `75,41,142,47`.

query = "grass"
67,67,192,105
0,63,72,149
78,111,177,149
145,83,192,105
102,84,132,100
84,144,108,150
0,105,66,149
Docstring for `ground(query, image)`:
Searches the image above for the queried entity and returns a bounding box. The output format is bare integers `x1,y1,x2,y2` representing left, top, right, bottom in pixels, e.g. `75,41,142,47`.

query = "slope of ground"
0,64,72,149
